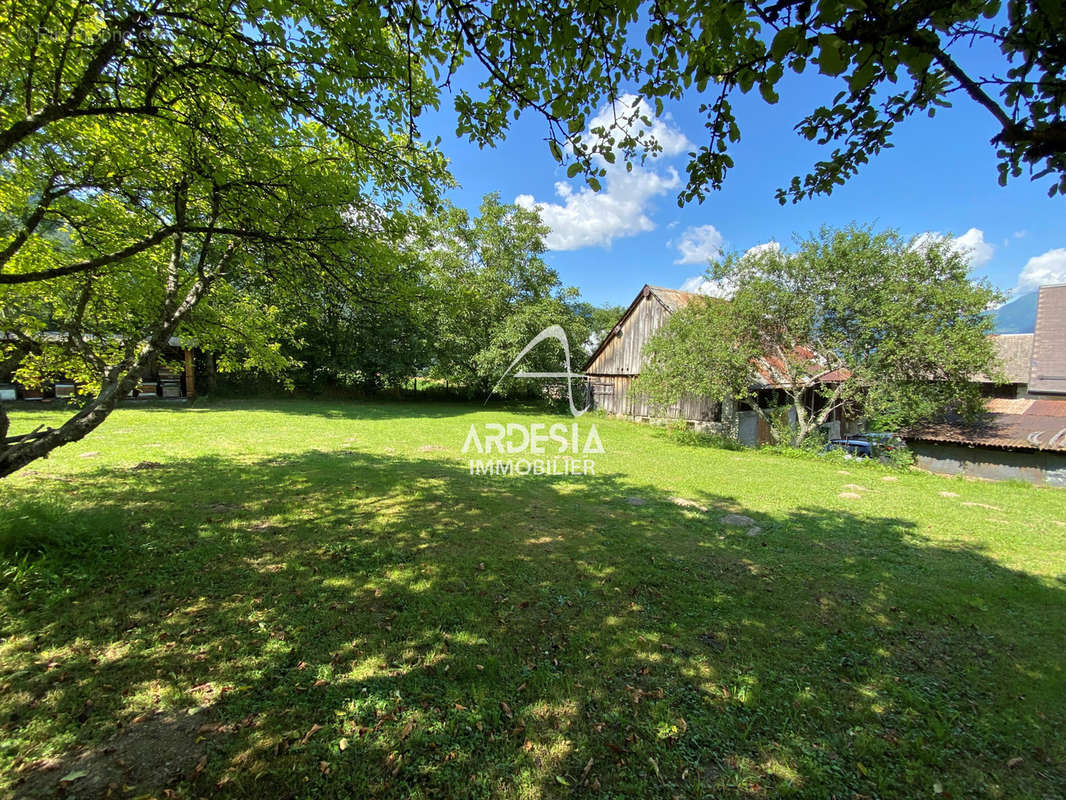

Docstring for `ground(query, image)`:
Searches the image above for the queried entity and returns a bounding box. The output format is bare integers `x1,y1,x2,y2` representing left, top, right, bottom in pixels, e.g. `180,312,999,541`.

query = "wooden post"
184,348,196,400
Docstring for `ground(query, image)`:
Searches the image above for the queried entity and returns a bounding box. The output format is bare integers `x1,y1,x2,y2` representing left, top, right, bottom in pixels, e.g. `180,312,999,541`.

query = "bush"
663,419,746,451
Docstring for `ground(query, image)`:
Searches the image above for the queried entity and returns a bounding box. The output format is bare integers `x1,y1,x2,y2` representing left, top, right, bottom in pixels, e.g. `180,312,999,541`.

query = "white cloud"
514,94,692,251
1017,248,1066,293
743,241,781,259
680,274,736,299
586,95,692,158
673,224,725,265
913,227,994,269
953,228,995,268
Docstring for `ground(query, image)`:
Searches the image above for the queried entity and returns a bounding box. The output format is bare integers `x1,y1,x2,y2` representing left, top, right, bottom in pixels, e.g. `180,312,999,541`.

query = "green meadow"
1,400,1064,798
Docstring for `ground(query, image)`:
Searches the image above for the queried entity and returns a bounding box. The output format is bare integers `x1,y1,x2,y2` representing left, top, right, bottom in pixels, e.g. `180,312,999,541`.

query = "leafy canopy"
635,225,1003,445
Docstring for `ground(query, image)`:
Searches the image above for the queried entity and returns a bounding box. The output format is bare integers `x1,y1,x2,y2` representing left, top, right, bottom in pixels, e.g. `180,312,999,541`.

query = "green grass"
1,399,1064,798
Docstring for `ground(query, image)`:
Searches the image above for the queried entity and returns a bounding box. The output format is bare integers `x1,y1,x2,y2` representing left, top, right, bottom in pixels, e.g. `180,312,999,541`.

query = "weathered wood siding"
586,290,671,376
587,288,720,421
588,375,721,422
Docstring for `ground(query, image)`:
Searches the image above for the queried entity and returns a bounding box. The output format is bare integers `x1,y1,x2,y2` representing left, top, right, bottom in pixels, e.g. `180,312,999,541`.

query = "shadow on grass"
1,447,1063,798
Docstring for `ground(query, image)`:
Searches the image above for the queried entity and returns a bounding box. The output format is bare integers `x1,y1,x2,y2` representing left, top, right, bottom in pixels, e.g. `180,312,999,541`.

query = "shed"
904,397,1066,486
904,284,1066,486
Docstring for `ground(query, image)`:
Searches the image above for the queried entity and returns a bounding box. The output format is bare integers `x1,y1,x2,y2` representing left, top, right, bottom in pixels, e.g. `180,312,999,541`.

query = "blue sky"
422,61,1064,309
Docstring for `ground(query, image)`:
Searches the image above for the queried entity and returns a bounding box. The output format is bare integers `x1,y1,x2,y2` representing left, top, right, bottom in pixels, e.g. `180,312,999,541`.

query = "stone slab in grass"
720,513,756,527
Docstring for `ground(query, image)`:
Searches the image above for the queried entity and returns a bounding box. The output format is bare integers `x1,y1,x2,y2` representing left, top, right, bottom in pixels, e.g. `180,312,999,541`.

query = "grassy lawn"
1,399,1064,799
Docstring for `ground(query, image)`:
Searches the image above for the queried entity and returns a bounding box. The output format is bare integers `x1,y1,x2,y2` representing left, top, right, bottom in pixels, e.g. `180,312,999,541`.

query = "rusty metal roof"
906,397,1066,451
1029,399,1066,417
985,397,1034,415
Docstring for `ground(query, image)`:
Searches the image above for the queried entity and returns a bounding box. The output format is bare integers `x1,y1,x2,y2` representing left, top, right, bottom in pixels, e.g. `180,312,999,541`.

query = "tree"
410,0,1066,202
416,194,591,396
2,0,1060,476
634,225,1003,446
572,302,627,353
0,0,449,476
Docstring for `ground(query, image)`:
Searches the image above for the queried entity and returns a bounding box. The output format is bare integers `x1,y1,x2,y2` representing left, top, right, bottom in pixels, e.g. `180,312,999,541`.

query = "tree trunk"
0,259,220,479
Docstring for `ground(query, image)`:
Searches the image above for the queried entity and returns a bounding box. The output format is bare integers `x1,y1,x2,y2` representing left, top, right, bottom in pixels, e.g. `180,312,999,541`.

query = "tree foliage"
415,195,592,396
635,225,1004,446
1,0,1058,476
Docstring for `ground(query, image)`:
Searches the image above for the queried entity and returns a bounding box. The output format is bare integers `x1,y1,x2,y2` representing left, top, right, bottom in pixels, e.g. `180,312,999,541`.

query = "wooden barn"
583,284,855,445
583,284,725,420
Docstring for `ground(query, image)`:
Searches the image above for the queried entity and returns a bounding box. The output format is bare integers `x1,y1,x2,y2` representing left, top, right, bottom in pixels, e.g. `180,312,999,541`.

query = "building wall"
909,441,1066,487
588,375,724,422
587,291,672,376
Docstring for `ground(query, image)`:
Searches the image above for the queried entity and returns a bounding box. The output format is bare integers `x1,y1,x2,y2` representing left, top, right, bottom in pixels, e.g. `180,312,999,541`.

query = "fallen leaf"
301,723,323,745
500,701,512,718
338,738,348,751
59,770,88,783
1007,757,1023,768
401,721,414,740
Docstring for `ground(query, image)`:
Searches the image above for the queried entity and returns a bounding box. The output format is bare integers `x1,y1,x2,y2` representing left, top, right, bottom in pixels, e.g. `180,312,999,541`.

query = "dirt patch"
938,491,960,498
962,501,1003,511
130,461,164,471
842,484,870,492
12,708,218,800
839,492,863,500
670,497,708,512
418,445,447,452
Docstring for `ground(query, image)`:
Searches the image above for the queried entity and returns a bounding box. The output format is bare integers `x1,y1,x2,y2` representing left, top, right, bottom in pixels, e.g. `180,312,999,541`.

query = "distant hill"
993,291,1038,334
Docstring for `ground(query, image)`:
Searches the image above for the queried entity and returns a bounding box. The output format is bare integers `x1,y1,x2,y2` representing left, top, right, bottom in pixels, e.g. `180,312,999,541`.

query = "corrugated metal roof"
985,397,1034,415
1029,399,1066,417
979,333,1033,384
1030,284,1066,394
906,397,1066,451
750,346,851,388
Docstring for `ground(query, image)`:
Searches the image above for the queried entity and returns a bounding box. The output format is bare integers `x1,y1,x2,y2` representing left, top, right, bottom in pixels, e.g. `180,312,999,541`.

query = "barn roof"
977,333,1033,384
645,285,700,313
582,284,702,371
905,396,1066,452
1030,284,1066,394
